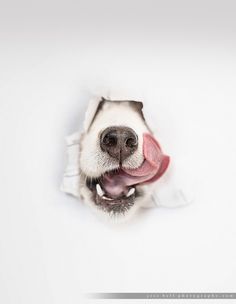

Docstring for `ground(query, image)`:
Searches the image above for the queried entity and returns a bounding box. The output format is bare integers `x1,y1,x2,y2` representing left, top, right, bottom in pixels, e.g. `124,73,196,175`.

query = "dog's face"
79,98,168,220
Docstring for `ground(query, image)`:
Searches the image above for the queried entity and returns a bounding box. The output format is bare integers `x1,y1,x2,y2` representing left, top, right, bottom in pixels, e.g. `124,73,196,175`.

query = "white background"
0,1,236,303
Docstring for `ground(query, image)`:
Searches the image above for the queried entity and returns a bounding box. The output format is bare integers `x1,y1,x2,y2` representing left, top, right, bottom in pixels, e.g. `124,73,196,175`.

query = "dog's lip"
94,186,136,213
95,189,135,205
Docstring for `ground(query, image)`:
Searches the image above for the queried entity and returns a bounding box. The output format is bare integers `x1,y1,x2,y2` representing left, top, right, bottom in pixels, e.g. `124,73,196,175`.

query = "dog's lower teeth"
127,187,135,197
96,184,104,196
103,196,113,201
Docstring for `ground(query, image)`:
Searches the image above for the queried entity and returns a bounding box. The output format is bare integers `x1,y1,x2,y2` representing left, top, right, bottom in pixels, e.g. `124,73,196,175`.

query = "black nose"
100,127,138,162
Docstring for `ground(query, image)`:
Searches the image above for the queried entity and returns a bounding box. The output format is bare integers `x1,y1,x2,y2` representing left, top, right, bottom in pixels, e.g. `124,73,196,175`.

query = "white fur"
80,100,148,177
61,97,193,222
78,98,155,220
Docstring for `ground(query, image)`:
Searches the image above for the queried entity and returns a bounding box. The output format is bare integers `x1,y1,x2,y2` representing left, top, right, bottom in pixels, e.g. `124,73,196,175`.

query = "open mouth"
86,170,137,214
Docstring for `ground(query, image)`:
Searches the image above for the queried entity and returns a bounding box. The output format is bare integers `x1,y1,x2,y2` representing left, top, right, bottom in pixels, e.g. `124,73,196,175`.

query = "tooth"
103,196,114,201
127,187,135,197
96,184,104,196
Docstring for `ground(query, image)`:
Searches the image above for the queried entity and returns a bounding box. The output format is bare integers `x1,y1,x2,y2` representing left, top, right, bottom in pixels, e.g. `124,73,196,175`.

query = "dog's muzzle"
100,126,138,162
85,132,170,214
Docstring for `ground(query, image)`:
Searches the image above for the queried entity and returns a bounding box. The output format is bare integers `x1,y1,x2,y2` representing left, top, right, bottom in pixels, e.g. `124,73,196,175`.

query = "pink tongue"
102,133,170,197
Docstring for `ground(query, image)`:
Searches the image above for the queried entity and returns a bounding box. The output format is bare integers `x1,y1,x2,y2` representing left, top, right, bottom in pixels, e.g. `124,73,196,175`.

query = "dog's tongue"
102,133,170,197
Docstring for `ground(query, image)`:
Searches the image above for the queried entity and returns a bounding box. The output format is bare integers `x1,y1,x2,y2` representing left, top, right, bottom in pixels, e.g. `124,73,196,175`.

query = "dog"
78,97,170,220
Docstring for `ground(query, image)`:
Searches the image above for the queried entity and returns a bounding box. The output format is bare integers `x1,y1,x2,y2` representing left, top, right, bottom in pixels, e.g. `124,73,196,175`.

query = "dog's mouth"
86,170,138,214
85,133,170,214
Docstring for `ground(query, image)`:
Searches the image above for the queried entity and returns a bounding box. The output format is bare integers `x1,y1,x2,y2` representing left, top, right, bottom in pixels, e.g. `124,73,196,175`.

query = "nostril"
125,136,138,148
102,133,117,147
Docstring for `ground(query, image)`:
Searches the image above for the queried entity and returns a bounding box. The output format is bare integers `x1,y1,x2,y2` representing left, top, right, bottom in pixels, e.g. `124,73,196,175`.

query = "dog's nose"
100,127,138,162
